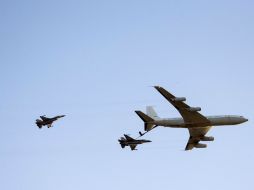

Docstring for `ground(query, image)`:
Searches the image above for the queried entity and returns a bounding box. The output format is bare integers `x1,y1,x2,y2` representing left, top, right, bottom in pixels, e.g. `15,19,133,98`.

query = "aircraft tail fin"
135,111,155,131
146,106,160,120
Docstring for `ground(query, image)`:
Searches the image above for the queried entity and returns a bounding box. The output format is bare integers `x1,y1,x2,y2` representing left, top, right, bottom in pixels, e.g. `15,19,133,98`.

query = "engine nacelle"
186,107,201,112
200,136,214,141
172,97,186,102
194,143,207,148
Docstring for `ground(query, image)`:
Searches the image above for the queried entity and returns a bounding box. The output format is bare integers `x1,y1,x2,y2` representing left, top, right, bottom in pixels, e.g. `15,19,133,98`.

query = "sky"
0,0,254,189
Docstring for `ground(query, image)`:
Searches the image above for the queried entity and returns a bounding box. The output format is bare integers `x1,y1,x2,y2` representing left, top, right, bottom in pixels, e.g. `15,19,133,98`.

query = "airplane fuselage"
37,118,57,126
120,140,151,146
152,115,248,128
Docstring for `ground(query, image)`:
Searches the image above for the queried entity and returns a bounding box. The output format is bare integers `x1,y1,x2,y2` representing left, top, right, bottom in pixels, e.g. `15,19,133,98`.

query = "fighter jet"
135,86,248,151
118,134,151,150
35,115,65,129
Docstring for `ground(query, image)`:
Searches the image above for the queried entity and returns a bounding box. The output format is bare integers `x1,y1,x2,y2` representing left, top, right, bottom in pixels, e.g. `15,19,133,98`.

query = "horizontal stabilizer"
124,134,135,141
135,111,155,131
135,111,154,122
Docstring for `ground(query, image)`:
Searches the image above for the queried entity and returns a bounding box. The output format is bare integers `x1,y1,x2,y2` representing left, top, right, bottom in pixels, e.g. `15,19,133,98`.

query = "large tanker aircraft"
135,86,248,150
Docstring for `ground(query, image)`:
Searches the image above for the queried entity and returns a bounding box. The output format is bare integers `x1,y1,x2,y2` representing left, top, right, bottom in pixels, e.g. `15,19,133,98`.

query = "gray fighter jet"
35,115,65,129
118,134,151,150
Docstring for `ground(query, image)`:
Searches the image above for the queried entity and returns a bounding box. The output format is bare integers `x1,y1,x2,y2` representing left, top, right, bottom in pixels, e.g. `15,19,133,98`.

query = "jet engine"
172,97,186,102
194,143,207,148
186,107,201,112
200,136,214,141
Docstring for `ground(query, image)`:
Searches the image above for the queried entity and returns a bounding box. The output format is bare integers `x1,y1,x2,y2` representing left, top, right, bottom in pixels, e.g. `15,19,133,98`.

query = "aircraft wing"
185,127,211,150
40,116,49,121
130,144,137,150
124,134,135,141
154,86,210,126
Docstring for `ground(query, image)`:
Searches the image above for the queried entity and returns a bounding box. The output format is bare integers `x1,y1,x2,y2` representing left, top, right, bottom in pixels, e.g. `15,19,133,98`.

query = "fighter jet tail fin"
146,106,160,120
135,111,155,131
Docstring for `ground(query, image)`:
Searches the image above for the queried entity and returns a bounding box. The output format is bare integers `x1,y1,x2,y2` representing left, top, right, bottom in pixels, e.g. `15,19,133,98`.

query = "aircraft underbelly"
154,119,185,128
155,119,210,128
127,142,141,145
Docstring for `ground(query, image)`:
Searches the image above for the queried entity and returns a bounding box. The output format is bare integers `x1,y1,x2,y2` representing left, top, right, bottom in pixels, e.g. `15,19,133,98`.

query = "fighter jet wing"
124,134,135,141
130,145,137,150
154,86,210,126
40,115,50,121
185,126,211,150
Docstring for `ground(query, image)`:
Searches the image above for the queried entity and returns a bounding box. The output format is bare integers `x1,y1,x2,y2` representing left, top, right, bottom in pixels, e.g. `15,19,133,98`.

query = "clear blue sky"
0,0,253,189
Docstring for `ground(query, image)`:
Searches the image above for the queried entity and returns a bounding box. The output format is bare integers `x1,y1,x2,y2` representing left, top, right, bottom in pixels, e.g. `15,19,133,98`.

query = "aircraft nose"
242,117,248,122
